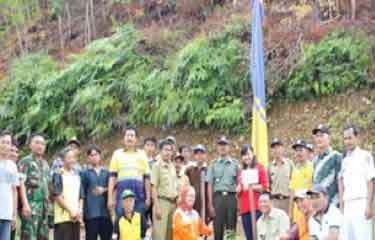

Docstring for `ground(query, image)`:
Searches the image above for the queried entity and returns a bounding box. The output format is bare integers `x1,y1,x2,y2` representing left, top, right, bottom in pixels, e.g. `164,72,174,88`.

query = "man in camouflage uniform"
18,134,50,240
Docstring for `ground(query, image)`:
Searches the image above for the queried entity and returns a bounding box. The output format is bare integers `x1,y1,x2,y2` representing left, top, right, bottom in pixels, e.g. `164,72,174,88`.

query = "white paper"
241,169,259,185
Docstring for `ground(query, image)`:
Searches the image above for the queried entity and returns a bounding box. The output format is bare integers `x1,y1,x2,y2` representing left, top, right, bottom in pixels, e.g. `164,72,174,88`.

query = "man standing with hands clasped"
339,125,375,240
207,136,239,240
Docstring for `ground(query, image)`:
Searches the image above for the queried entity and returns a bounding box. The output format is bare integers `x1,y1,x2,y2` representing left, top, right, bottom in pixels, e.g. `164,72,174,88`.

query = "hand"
145,198,151,210
365,205,373,220
107,197,115,211
22,204,32,219
236,184,241,193
209,205,216,218
11,216,16,230
93,186,106,196
155,206,162,220
68,209,79,221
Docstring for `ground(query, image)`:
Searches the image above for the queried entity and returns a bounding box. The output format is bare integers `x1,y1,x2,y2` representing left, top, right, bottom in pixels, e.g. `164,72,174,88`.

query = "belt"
215,191,236,196
159,196,177,203
271,194,289,200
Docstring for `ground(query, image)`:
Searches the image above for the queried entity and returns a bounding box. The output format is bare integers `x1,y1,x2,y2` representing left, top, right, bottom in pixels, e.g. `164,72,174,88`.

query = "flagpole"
248,184,257,240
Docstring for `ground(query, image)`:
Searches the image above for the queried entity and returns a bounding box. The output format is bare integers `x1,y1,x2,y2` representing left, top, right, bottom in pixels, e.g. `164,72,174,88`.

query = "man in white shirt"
0,130,19,240
339,125,375,240
307,185,343,240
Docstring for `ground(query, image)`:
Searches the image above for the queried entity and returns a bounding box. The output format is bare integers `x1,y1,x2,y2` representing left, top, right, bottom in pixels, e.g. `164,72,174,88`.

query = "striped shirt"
313,148,342,205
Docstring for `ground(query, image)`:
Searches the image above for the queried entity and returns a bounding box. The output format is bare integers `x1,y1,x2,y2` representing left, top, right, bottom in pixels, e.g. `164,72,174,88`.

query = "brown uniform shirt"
268,158,292,197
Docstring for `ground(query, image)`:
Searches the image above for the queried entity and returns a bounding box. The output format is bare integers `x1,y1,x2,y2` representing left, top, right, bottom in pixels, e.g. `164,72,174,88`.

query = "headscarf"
177,185,195,212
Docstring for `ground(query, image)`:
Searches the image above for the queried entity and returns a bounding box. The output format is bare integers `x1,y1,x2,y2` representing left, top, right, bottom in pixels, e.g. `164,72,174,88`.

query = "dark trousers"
213,193,237,240
85,217,112,240
54,222,80,240
242,210,262,240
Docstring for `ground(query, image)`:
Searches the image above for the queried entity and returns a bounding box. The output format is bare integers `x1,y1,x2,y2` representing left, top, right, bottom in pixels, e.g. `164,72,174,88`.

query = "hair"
178,144,190,154
60,147,74,161
87,144,101,156
259,192,272,200
29,133,45,142
124,126,138,137
144,136,157,146
240,144,258,169
344,124,360,136
174,155,184,163
0,129,12,139
159,139,173,150
11,137,20,148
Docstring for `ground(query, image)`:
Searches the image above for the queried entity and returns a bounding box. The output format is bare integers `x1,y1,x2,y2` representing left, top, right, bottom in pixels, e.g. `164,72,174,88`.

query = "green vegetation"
0,21,374,151
280,31,374,101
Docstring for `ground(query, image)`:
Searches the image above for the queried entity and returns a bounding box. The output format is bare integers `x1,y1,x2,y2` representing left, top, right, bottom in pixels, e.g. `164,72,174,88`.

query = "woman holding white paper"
237,144,269,240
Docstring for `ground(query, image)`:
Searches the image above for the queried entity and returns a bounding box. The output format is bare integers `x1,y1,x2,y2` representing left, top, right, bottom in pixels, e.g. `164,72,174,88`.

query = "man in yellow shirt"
289,139,313,222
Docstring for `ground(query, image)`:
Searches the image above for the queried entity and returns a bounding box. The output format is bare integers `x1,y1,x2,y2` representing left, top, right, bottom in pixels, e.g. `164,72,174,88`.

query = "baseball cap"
121,189,135,199
307,185,328,195
166,136,176,144
292,139,307,150
270,138,283,148
217,136,229,145
193,144,207,153
306,143,314,152
294,189,308,201
312,124,330,135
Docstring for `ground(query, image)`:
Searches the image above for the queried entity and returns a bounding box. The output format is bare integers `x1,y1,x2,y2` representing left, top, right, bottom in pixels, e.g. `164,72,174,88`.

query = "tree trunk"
90,0,96,38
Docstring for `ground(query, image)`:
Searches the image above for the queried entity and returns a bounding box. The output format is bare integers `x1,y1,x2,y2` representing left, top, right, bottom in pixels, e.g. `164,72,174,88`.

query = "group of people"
0,123,374,240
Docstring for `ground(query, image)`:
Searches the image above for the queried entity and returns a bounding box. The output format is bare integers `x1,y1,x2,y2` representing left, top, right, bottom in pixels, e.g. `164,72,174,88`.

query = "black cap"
217,136,229,145
270,138,283,148
193,144,207,153
307,185,328,195
292,139,307,150
312,124,330,135
67,137,81,147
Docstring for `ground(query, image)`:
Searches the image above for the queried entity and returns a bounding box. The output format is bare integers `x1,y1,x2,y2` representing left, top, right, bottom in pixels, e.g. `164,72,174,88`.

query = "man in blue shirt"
81,145,112,240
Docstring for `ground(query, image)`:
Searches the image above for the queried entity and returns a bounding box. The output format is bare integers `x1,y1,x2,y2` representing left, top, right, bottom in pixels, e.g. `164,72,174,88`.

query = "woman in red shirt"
237,144,269,240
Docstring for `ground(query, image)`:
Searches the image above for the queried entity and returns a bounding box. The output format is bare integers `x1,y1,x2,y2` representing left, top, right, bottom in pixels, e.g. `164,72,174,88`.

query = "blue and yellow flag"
250,0,268,166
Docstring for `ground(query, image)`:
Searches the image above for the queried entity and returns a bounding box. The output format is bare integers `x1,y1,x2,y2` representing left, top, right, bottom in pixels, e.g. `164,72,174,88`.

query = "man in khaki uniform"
151,140,178,240
268,138,292,214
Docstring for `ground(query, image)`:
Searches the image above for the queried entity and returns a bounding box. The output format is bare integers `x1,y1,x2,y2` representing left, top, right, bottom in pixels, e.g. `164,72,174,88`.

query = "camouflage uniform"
18,154,50,240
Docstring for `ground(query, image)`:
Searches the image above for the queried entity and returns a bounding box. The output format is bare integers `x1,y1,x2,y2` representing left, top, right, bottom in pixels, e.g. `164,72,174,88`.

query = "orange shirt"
295,212,309,240
172,208,212,240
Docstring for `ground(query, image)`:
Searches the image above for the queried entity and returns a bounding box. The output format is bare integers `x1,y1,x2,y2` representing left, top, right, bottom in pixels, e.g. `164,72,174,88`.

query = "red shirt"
237,163,269,214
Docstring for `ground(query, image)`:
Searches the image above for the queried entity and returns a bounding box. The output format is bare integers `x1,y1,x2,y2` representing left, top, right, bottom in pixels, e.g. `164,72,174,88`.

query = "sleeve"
199,218,213,237
279,210,291,235
365,152,375,181
237,170,242,189
289,168,297,190
10,162,20,187
335,152,343,179
258,165,269,192
206,164,214,184
151,163,159,187
109,152,118,178
52,173,63,197
141,154,151,180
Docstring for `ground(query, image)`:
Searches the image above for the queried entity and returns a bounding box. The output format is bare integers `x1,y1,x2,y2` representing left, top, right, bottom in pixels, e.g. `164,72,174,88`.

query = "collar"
160,160,170,167
318,147,332,158
272,157,286,165
262,208,277,220
123,212,135,222
346,146,360,156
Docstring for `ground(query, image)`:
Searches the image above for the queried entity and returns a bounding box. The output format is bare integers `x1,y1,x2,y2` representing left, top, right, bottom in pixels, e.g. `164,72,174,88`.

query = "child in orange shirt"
172,186,212,240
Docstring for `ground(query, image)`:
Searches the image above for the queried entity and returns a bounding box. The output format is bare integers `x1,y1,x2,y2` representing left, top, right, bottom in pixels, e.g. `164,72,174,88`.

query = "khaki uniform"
268,158,292,214
151,160,178,240
257,207,290,240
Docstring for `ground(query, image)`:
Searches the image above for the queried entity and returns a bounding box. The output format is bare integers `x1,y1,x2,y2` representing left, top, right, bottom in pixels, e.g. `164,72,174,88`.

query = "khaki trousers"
152,198,176,240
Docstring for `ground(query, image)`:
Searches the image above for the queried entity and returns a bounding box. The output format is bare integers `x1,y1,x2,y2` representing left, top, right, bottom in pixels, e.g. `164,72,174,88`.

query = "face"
64,150,77,169
314,132,330,152
186,188,196,207
181,147,191,160
217,143,230,156
9,145,19,162
343,128,358,152
0,134,12,157
69,143,80,155
294,146,308,164
259,195,272,215
124,129,137,147
242,149,254,167
310,193,325,212
144,141,156,157
122,197,135,214
295,198,312,215
88,149,101,166
271,145,284,159
160,144,173,161
175,158,184,173
194,151,206,164
30,136,46,156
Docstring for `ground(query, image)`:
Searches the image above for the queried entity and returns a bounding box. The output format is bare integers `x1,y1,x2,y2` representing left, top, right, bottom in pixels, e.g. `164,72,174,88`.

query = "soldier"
207,136,239,240
18,133,50,240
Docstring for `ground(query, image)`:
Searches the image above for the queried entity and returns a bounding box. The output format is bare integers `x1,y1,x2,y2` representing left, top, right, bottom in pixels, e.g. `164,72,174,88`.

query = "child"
112,189,147,240
173,185,212,240
52,147,83,240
